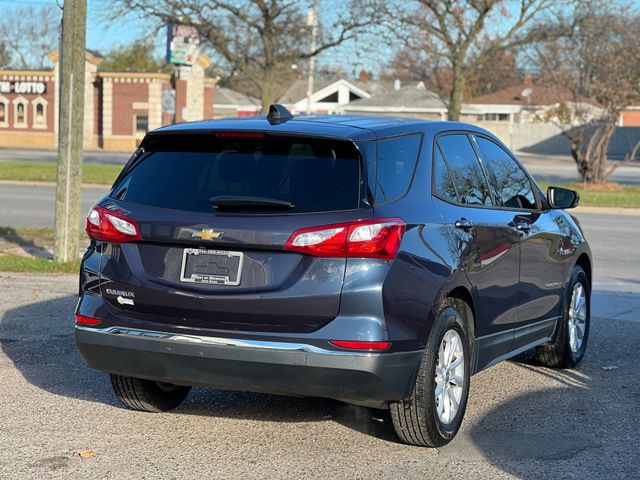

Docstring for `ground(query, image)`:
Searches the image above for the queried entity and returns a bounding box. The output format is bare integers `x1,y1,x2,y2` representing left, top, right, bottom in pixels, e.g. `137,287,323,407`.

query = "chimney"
394,79,401,91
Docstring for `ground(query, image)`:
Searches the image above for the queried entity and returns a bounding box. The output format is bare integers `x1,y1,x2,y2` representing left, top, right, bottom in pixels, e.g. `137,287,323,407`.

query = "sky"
0,0,620,79
0,0,391,77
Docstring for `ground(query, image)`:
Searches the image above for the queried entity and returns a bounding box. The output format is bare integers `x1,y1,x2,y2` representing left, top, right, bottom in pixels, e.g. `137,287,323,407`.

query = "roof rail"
267,104,294,125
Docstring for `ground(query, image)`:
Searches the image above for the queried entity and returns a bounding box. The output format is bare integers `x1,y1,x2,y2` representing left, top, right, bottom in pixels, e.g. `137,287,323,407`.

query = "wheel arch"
575,252,592,289
443,286,478,373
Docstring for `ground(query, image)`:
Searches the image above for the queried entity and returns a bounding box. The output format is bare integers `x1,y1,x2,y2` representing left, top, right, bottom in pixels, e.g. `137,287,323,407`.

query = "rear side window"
112,135,361,214
374,134,421,204
436,134,492,206
474,136,537,210
433,146,457,202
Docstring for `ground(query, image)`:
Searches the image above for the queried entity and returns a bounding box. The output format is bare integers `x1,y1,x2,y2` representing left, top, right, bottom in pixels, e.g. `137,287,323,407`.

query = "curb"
574,206,640,216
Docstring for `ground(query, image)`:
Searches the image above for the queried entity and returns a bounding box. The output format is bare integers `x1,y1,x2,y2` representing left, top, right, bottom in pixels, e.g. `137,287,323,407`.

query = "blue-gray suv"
76,106,592,447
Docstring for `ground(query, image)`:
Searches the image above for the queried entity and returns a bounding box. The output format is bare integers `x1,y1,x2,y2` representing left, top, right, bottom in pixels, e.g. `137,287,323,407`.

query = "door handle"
454,218,474,231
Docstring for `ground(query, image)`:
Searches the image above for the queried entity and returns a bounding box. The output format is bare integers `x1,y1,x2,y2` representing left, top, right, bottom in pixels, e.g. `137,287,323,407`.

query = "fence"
476,122,640,159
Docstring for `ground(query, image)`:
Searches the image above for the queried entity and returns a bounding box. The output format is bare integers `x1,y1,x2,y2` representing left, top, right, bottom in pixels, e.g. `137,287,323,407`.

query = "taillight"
85,205,141,243
75,314,101,326
284,218,405,259
330,340,391,351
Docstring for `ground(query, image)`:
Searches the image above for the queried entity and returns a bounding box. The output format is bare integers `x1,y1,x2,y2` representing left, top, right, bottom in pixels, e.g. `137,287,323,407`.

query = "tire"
390,298,472,447
536,266,590,369
110,374,191,412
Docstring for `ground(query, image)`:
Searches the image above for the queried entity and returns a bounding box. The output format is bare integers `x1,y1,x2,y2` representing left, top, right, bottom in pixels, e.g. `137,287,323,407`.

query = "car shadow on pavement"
0,295,400,443
440,315,640,478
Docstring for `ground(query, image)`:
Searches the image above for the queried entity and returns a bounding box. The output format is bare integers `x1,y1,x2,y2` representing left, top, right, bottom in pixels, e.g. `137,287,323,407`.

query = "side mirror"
547,186,579,209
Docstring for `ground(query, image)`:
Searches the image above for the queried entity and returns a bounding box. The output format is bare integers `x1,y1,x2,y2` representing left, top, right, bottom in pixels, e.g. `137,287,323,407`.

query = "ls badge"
192,229,223,241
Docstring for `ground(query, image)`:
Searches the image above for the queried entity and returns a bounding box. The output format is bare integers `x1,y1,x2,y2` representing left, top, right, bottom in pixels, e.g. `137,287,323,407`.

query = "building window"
32,98,48,128
135,115,149,134
0,101,6,125
483,113,510,122
12,97,28,127
36,104,44,123
17,103,25,124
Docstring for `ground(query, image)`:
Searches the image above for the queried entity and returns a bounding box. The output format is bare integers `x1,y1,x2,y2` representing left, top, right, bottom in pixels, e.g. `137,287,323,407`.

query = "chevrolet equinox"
76,105,592,447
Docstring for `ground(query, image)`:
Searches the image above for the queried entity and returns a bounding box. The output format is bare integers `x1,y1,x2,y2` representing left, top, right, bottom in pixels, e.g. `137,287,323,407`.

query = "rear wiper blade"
210,195,295,210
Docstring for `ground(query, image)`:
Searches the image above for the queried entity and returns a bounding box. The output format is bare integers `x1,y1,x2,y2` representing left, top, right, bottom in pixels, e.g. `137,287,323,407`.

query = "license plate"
180,248,243,285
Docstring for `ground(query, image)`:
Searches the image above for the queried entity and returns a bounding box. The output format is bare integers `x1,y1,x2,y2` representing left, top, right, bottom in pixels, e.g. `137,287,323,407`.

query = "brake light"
284,218,405,259
75,314,101,326
85,205,141,243
330,340,391,351
215,131,265,138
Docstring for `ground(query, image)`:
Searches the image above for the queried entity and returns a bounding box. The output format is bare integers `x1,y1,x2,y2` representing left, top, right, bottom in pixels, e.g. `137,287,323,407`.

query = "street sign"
166,23,200,66
161,89,176,115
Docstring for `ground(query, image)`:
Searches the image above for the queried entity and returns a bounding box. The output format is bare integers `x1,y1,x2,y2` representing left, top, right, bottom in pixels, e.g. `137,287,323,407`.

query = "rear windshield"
111,134,362,214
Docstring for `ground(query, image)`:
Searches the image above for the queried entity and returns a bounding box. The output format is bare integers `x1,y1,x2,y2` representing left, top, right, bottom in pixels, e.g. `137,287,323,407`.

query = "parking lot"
0,212,639,479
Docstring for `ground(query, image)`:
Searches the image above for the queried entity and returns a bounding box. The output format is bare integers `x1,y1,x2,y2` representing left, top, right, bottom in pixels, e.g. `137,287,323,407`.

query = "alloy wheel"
435,329,465,424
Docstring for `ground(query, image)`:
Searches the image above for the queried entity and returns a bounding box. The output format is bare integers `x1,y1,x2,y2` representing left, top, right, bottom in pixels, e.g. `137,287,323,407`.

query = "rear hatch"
95,132,371,333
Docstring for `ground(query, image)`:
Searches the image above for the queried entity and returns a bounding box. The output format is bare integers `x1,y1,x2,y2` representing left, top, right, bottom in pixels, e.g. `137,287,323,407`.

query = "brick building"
0,51,218,152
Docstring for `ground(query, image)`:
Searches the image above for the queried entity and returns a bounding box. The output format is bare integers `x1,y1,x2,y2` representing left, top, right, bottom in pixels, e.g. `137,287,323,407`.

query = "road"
0,183,108,228
0,147,129,165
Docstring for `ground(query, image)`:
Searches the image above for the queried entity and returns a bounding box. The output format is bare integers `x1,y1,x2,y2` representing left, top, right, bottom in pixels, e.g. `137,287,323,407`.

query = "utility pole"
54,0,87,263
305,0,318,114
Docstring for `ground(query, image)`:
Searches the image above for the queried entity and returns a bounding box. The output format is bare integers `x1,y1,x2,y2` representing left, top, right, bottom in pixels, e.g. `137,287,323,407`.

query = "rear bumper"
76,326,423,408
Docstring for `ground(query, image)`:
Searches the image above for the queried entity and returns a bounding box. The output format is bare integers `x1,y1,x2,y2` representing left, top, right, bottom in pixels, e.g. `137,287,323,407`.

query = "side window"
436,134,492,206
433,145,457,202
375,134,421,204
475,137,537,210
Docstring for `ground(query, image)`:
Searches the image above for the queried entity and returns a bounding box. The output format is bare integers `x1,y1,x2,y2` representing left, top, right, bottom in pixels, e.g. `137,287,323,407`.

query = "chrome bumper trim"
75,325,380,356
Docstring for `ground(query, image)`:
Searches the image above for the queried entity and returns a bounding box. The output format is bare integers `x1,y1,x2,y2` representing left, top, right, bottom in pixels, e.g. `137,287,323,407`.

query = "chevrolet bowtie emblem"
192,229,223,240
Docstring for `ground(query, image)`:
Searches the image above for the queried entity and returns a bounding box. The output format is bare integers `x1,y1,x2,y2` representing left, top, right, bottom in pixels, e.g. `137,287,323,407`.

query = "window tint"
433,145,457,202
375,134,421,204
112,135,361,214
475,137,537,210
436,134,492,206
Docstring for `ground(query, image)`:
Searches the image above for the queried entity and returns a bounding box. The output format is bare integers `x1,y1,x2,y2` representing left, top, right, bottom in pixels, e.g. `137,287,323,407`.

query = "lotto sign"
0,81,47,95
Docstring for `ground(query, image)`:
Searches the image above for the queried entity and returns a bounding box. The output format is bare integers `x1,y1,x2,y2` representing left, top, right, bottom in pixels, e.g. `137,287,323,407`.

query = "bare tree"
395,0,559,120
536,1,640,184
0,5,61,69
386,45,522,100
112,0,384,113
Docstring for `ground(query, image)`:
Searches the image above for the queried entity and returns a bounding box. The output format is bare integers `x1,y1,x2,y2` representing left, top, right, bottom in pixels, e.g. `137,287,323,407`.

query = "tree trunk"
447,65,465,121
54,0,86,263
260,69,274,114
569,120,617,184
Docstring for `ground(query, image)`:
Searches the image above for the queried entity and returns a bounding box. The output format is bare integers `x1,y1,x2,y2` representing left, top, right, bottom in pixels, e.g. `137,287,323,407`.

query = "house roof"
214,86,259,108
468,82,592,106
279,78,372,104
344,82,446,111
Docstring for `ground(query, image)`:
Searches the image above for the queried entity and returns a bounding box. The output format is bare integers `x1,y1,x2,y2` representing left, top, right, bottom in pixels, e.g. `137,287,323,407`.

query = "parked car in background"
76,106,591,447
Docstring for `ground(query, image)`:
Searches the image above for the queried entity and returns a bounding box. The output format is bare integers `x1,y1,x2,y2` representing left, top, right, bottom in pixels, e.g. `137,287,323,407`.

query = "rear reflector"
85,205,141,243
75,314,102,326
285,218,405,259
330,340,391,351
